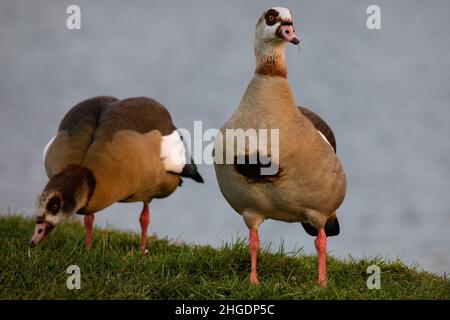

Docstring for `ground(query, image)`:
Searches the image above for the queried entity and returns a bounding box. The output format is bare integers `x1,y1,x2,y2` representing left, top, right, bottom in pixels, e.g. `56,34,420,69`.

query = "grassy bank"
0,215,448,299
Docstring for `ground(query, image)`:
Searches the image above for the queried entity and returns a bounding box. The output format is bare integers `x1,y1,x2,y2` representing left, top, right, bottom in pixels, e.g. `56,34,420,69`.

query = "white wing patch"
318,131,332,148
43,136,56,164
160,131,186,174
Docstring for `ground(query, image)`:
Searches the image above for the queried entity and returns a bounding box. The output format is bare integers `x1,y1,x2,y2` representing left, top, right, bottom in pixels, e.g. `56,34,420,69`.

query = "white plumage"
160,130,186,173
318,131,332,148
42,136,55,164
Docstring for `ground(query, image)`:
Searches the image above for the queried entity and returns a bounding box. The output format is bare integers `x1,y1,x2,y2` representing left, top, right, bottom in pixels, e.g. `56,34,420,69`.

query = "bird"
30,96,203,254
213,7,346,286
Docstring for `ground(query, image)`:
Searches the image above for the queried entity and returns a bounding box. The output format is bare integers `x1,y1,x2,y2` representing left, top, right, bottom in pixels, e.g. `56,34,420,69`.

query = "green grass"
0,215,449,299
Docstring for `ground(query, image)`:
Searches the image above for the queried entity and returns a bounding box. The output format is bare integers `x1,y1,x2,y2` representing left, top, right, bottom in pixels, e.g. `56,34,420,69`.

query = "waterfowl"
31,96,203,254
213,7,346,286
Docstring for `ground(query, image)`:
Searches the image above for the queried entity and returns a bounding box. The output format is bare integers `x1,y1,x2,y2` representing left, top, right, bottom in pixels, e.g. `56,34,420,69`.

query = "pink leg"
314,228,327,287
249,229,260,284
84,212,95,250
139,202,150,255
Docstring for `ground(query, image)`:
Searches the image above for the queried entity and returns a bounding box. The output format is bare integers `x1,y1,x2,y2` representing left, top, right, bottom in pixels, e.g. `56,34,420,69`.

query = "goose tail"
180,159,204,183
301,213,340,237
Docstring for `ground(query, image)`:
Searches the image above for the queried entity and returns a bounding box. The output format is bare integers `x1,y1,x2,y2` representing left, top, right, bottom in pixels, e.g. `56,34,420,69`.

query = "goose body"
214,7,346,285
216,75,345,226
32,96,203,252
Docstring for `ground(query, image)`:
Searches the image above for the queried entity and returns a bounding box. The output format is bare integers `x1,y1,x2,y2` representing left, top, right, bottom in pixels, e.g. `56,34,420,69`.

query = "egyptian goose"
30,96,203,254
214,7,346,286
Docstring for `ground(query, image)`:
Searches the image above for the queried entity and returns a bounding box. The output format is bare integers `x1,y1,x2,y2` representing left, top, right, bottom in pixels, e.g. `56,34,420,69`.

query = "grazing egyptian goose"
30,96,203,254
213,7,346,286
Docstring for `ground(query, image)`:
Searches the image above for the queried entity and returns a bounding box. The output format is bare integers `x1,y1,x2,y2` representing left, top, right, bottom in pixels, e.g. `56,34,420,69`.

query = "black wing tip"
301,222,318,237
301,217,340,237
180,163,204,183
326,217,340,237
192,172,204,183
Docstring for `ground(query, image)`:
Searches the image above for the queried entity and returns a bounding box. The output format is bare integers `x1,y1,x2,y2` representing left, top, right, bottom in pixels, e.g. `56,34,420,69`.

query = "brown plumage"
298,106,340,237
45,96,181,211
213,7,346,286
32,96,203,253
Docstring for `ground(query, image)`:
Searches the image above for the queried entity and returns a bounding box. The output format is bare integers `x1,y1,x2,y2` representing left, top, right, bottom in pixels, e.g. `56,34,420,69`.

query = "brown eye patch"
264,9,279,26
46,196,61,215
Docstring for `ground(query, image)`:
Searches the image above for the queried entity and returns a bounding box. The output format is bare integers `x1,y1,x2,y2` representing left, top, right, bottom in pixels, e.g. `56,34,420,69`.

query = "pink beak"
277,24,300,45
30,221,54,247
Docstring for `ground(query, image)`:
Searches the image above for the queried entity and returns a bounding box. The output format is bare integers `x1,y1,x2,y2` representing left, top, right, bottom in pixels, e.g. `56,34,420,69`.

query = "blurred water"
1,0,449,275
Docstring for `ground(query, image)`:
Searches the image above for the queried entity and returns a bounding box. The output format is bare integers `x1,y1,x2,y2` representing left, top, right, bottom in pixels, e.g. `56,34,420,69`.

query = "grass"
0,215,449,300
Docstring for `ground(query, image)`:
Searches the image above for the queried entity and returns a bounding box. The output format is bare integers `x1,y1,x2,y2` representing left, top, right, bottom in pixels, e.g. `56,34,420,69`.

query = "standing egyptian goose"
30,96,203,254
214,7,346,286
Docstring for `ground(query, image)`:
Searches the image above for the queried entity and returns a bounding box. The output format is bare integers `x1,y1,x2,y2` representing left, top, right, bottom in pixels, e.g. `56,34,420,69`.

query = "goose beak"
30,221,54,247
277,24,300,45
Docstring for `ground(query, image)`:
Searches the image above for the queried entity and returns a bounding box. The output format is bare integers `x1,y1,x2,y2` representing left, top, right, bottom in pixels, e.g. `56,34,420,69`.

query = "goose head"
255,7,299,47
30,165,95,247
254,7,299,78
30,192,68,246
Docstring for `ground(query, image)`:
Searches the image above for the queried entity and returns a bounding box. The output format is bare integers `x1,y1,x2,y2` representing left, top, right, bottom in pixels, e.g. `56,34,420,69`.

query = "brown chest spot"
233,152,283,183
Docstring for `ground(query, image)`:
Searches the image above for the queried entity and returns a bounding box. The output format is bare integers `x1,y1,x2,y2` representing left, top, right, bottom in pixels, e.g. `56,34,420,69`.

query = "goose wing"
298,106,337,153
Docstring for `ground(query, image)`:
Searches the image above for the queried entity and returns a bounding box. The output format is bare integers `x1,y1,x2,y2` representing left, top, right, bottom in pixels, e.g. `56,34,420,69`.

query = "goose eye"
46,196,61,215
265,9,279,26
